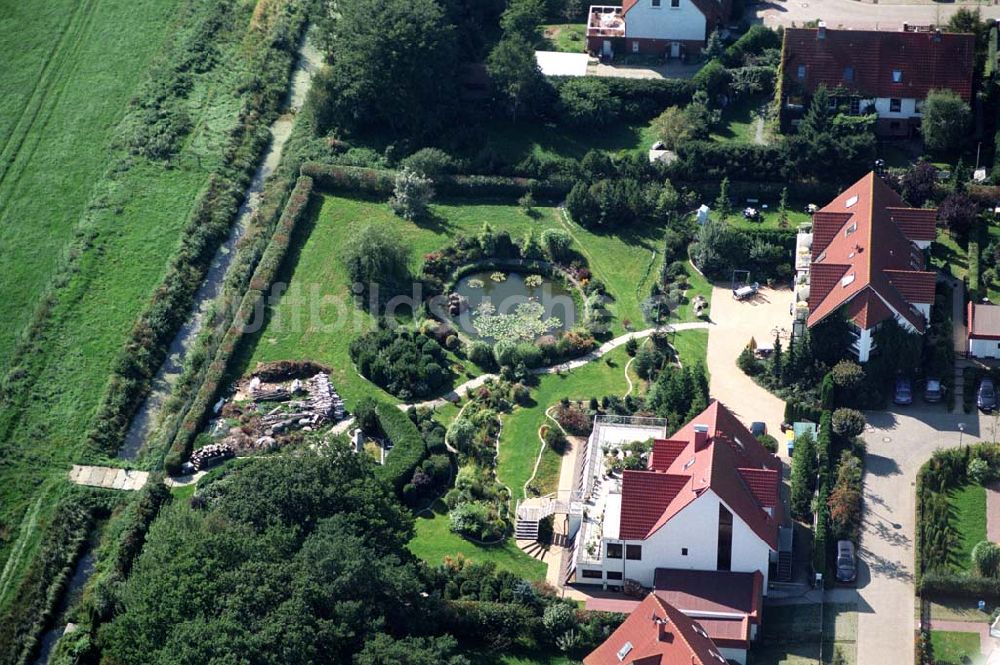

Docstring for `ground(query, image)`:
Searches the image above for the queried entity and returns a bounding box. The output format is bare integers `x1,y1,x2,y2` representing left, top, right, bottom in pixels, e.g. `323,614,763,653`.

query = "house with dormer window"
586,0,731,60
780,24,974,136
799,172,938,361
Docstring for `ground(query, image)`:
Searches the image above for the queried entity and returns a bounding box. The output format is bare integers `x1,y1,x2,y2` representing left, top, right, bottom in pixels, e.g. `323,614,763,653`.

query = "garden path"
988,481,1000,543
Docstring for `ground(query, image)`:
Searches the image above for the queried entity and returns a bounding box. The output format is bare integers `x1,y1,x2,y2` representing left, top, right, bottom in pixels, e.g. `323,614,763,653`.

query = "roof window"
617,641,634,661
892,69,903,83
683,457,696,470
843,66,854,82
845,195,859,208
845,222,857,237
693,623,709,638
797,64,806,79
841,273,856,287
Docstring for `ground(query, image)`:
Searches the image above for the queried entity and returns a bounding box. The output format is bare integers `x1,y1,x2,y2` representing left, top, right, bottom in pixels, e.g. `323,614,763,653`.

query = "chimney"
693,424,709,450
652,614,671,641
933,28,942,43
817,21,826,39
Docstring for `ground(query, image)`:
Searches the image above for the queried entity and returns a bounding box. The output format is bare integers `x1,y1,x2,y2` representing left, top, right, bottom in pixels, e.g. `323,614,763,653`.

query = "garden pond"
448,270,580,344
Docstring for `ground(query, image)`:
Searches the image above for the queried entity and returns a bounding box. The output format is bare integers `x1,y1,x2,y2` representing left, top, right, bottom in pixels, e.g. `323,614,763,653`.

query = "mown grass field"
0,0,273,619
540,23,586,53
947,483,987,573
237,193,671,409
928,630,980,665
408,501,548,580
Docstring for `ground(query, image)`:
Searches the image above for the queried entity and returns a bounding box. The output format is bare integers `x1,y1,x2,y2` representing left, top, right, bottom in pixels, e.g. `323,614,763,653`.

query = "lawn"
927,596,993,623
499,346,632,500
0,0,285,619
466,651,576,665
929,630,981,665
408,501,548,580
948,483,987,572
931,230,969,282
238,194,675,409
541,23,586,53
710,96,767,145
751,603,858,665
483,118,655,163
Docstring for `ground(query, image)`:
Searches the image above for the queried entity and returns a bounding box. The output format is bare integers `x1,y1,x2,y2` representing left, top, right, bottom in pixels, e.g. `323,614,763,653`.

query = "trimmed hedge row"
163,176,314,474
84,7,308,458
919,570,1000,598
548,76,697,120
374,404,429,494
300,162,573,201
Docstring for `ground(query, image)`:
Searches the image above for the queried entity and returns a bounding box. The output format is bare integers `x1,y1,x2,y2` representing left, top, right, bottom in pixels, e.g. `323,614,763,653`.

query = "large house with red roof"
780,24,975,137
572,401,782,604
586,0,730,60
802,172,938,362
583,594,733,665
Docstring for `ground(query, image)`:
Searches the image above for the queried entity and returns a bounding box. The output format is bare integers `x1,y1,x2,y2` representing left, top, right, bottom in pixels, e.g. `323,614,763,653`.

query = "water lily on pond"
472,301,561,343
524,274,543,288
490,271,506,282
467,278,484,288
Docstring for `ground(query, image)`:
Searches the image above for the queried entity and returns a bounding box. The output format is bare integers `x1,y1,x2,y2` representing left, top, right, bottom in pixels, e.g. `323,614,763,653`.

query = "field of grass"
541,23,586,53
752,603,858,665
238,194,673,408
408,501,548,580
467,651,575,665
931,230,969,282
948,483,987,572
0,0,284,619
929,630,981,665
927,596,992,623
710,97,765,145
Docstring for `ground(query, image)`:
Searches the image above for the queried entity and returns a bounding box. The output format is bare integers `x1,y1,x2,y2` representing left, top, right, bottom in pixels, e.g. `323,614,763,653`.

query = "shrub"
831,408,865,438
758,434,778,454
350,328,452,400
540,228,573,263
468,341,498,370
400,147,460,175
342,223,413,300
973,541,1000,578
830,360,864,390
449,501,505,540
544,426,569,455
969,457,993,485
557,78,621,127
389,167,434,220
375,402,429,494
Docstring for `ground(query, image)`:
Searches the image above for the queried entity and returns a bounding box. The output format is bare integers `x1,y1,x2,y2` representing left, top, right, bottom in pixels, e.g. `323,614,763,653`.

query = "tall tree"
921,89,972,156
314,0,459,138
487,34,546,122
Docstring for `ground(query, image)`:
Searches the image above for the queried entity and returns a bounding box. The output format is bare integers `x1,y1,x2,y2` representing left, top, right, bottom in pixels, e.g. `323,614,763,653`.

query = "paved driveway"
857,405,994,665
706,284,793,458
755,0,1000,31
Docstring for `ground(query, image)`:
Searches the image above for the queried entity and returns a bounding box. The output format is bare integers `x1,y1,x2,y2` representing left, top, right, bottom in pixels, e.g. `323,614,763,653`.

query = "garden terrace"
587,6,625,39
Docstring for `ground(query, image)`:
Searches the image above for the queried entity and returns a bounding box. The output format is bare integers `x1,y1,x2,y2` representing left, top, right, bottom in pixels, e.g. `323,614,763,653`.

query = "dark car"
836,540,857,584
893,377,913,405
750,422,767,437
924,378,945,404
978,378,997,412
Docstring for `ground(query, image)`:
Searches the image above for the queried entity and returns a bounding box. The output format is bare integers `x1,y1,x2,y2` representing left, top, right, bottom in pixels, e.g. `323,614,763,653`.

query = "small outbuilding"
968,302,1000,359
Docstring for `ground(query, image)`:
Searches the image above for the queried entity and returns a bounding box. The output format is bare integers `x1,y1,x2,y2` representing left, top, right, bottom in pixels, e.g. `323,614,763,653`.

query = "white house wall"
970,338,1000,359
594,490,771,590
871,97,921,118
625,0,706,41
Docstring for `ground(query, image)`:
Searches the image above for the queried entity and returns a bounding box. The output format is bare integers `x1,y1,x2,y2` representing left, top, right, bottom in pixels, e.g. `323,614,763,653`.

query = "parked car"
923,378,945,403
750,422,767,437
836,540,857,584
978,378,997,412
893,377,913,405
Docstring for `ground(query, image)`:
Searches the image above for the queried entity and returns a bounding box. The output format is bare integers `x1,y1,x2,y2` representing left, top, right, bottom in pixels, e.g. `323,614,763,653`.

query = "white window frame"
889,98,902,113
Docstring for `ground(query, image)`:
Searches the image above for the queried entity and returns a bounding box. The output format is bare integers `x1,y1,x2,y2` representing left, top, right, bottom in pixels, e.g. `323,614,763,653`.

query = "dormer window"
892,69,903,83
797,64,806,79
843,66,854,82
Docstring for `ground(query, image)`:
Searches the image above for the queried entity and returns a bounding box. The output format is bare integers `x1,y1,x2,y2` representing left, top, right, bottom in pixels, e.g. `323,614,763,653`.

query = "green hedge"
84,7,308,459
163,176,314,474
969,240,982,300
374,404,429,494
548,76,696,120
919,570,1000,599
301,163,573,201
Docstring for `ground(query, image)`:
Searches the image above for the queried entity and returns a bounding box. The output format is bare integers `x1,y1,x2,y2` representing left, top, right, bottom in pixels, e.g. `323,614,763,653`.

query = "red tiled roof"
782,27,975,101
619,401,781,549
738,467,779,508
887,207,938,242
885,270,937,303
583,594,726,665
806,172,937,333
650,439,688,472
620,472,689,540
